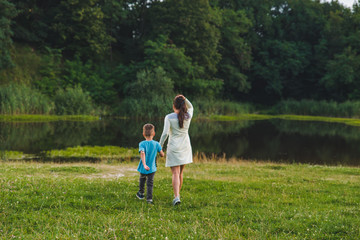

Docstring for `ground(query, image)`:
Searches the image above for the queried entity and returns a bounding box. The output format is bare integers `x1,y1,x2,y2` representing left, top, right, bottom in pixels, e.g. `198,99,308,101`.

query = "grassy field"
1,156,360,239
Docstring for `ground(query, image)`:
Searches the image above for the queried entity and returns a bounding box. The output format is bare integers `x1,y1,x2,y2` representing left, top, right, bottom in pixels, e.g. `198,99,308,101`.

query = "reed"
54,86,95,115
0,83,54,114
193,99,254,116
272,99,360,118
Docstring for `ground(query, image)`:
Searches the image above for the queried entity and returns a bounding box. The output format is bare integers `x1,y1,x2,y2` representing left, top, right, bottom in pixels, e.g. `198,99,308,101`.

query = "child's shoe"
147,199,154,204
136,191,144,200
172,196,181,206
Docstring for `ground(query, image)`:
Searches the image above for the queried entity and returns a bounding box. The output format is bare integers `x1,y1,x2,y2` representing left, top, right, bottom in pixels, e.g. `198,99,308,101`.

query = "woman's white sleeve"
159,116,170,147
185,98,193,117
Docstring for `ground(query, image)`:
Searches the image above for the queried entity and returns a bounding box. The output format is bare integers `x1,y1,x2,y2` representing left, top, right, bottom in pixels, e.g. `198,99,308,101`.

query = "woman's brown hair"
173,95,188,128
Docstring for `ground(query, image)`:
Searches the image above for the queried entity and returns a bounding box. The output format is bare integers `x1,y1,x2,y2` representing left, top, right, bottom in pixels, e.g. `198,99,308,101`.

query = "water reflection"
1,119,360,166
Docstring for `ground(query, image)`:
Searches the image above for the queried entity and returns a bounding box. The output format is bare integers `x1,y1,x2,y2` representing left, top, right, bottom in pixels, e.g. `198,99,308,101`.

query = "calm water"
1,118,360,166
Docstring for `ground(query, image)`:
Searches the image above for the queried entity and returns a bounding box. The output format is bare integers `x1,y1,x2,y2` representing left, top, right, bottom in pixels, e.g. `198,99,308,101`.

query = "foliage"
193,99,253,116
0,44,43,85
272,99,360,118
147,0,222,77
4,0,360,114
321,47,360,101
54,86,94,115
52,0,114,58
60,56,117,105
34,47,62,96
0,84,53,114
143,35,204,92
0,0,17,69
118,67,174,118
217,8,252,98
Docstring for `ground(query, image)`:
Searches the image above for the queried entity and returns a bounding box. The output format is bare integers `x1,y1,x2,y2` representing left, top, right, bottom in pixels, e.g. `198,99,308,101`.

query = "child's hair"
143,123,155,137
173,95,188,128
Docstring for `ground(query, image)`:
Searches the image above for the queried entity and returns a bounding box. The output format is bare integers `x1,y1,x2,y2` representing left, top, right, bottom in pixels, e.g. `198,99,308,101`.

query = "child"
136,123,164,204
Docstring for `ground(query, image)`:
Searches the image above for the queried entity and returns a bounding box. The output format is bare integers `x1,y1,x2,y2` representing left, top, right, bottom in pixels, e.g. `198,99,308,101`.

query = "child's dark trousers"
139,172,155,200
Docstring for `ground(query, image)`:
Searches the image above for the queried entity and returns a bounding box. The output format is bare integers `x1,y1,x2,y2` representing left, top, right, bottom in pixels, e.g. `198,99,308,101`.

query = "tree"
217,9,252,99
321,47,360,101
143,35,203,93
11,0,59,45
0,0,17,69
148,0,222,77
52,0,114,59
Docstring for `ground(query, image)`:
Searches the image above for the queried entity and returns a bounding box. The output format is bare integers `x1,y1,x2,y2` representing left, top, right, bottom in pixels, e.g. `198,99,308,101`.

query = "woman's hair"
173,95,188,128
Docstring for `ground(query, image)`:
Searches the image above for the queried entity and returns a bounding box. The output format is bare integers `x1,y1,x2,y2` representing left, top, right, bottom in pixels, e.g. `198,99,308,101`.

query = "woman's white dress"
159,98,193,167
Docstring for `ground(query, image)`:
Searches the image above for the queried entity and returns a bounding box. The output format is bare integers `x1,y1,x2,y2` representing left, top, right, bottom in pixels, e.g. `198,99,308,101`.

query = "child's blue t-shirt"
137,140,162,174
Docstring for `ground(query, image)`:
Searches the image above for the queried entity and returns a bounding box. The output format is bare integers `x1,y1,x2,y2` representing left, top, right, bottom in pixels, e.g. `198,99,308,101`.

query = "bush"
54,86,94,115
193,99,254,116
117,67,174,118
34,47,62,96
61,56,117,105
272,99,360,118
0,83,53,114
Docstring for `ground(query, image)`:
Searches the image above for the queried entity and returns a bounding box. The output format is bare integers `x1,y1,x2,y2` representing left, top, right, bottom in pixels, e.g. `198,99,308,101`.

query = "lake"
1,118,360,166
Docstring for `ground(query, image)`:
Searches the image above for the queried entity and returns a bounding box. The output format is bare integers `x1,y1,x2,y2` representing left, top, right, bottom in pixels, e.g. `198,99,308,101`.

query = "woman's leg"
171,166,180,198
179,165,185,193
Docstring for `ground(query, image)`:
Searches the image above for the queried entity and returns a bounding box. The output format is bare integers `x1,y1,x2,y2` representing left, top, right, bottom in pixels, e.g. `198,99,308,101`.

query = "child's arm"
140,151,150,171
159,150,165,157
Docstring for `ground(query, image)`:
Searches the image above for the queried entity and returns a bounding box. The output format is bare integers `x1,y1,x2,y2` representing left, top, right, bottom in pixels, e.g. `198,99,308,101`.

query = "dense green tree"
321,47,360,101
0,0,17,69
144,35,223,97
11,0,59,45
119,66,175,117
4,0,360,110
217,9,252,99
99,0,127,61
52,0,114,59
60,56,117,105
148,0,222,77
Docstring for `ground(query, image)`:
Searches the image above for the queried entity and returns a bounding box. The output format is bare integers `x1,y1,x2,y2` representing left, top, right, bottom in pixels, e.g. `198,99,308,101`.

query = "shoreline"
2,113,360,127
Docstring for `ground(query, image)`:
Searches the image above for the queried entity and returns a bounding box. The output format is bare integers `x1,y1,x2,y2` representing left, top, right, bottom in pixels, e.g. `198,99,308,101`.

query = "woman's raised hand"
175,94,185,100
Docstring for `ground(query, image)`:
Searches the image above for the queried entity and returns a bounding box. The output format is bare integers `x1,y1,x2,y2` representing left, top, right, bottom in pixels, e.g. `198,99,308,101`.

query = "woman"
159,95,193,206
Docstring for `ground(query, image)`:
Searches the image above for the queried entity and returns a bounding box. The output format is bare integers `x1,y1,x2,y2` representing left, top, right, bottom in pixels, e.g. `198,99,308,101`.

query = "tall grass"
193,99,254,116
272,99,360,118
0,84,54,114
54,86,95,115
116,98,254,118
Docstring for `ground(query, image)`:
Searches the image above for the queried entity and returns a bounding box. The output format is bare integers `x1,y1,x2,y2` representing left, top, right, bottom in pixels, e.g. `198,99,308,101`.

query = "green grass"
0,114,99,122
1,159,359,239
0,151,24,160
0,146,139,163
48,146,138,160
50,166,100,174
1,146,139,162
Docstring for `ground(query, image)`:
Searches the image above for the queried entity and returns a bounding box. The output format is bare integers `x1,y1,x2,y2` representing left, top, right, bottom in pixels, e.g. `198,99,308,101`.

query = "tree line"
1,0,360,111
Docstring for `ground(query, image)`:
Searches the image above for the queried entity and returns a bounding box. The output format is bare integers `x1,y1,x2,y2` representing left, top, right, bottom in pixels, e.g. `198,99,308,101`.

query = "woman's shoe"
172,197,181,206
